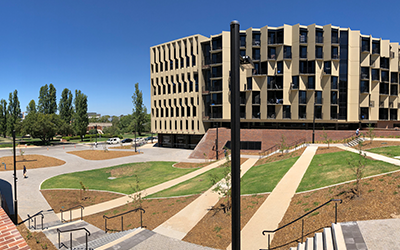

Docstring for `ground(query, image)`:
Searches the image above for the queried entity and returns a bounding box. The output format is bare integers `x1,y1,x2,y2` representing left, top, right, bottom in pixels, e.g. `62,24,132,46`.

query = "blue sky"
1,0,400,116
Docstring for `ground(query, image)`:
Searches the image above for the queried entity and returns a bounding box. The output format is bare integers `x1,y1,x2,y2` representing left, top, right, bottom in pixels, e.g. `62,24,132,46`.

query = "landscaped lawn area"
367,145,400,158
241,157,300,195
41,161,197,194
147,167,227,198
296,151,399,192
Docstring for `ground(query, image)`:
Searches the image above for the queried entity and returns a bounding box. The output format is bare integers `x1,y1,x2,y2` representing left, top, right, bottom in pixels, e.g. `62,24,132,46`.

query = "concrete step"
331,223,346,250
323,227,334,250
73,228,140,250
314,232,323,250
347,137,365,147
305,237,313,250
297,242,305,250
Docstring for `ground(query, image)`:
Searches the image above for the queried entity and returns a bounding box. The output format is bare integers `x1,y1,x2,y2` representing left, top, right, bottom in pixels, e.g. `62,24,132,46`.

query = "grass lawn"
241,157,300,195
41,161,197,194
296,151,400,192
367,146,400,158
147,167,227,198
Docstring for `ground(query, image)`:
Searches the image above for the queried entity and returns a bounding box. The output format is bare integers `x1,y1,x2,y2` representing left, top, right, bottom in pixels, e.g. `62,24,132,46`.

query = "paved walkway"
154,158,258,240
227,145,318,250
337,145,400,166
0,144,204,228
60,158,228,221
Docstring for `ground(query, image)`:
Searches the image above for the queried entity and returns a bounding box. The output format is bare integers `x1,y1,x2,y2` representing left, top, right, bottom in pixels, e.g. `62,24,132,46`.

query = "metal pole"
13,130,17,225
230,20,241,250
216,123,219,160
312,103,316,143
135,123,137,153
95,125,98,148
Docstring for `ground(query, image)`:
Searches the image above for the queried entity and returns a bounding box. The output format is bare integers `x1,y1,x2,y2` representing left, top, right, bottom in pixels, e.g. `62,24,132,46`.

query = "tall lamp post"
230,20,241,250
215,122,219,160
312,103,316,143
95,125,98,148
134,122,137,153
12,130,18,224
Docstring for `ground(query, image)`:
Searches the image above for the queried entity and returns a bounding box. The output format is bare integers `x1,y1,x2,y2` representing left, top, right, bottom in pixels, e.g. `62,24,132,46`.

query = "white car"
107,138,121,144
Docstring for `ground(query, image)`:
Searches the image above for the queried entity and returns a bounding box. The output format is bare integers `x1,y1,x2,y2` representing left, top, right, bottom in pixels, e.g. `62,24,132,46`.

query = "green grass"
241,157,300,195
367,146,400,158
147,166,227,198
296,151,399,192
41,161,197,194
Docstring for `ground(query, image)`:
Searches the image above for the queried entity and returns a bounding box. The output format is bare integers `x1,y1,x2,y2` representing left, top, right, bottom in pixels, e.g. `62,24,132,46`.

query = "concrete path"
59,158,228,221
228,146,318,250
337,145,400,166
154,158,258,240
0,144,204,228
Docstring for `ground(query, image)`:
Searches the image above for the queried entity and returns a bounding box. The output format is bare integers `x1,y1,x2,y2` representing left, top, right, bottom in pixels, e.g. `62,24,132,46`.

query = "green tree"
59,88,73,123
22,113,60,142
119,114,134,134
7,90,21,135
38,83,57,114
367,124,375,144
0,99,7,138
72,90,89,141
132,83,147,135
26,100,37,114
347,140,367,197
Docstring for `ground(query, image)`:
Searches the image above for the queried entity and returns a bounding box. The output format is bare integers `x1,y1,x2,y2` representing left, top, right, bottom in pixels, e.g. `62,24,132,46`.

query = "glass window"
316,46,323,58
331,76,338,89
324,61,331,74
284,46,292,59
315,91,322,104
299,91,307,104
240,34,246,47
277,61,283,74
292,76,299,89
300,46,307,58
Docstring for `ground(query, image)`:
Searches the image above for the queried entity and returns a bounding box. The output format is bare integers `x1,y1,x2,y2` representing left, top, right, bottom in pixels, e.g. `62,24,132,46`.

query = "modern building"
150,24,400,148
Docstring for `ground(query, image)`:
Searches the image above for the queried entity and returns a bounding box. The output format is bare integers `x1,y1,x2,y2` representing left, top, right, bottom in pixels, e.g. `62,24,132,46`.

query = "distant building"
87,123,112,134
87,112,101,119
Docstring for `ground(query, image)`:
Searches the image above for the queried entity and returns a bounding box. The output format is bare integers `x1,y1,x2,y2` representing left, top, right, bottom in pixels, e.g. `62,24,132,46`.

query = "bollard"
47,147,49,151
63,146,65,149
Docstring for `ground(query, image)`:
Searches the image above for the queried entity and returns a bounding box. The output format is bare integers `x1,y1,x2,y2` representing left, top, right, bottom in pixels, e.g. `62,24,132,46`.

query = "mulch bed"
183,194,268,249
83,195,200,231
173,162,211,169
270,170,400,249
0,155,65,171
66,150,140,160
41,190,125,213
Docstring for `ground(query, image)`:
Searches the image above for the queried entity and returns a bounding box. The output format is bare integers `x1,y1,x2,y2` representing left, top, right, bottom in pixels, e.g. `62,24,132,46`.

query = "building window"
284,46,292,59
315,91,322,104
300,46,307,58
331,76,338,89
299,91,307,104
283,105,291,119
324,61,331,75
292,76,299,89
316,46,323,59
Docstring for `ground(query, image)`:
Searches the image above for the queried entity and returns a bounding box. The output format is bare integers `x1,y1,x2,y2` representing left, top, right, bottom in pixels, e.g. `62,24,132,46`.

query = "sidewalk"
337,145,400,166
57,158,228,221
228,146,318,250
154,158,259,240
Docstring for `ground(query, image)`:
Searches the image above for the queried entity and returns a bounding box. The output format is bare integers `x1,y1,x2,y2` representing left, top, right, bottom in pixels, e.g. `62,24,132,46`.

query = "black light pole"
95,125,98,148
230,20,241,250
215,122,219,160
12,130,18,224
312,103,316,143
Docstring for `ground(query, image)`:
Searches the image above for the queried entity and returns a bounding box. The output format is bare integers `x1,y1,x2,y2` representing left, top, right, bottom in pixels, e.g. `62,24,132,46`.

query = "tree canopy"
59,88,73,123
38,83,57,114
72,90,88,141
7,90,21,135
0,99,7,138
132,83,148,135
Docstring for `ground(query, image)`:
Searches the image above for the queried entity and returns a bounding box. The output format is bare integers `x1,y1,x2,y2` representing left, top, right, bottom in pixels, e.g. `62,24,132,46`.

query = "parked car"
121,138,133,143
107,138,121,144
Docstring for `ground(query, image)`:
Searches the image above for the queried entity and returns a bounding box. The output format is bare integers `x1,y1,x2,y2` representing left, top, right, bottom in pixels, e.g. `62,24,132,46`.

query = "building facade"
150,24,400,148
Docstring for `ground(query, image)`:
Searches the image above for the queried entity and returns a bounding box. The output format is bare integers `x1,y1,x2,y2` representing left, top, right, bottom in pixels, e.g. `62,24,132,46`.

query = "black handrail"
103,207,145,233
18,210,45,230
258,137,307,159
60,205,84,222
57,227,90,250
262,198,342,250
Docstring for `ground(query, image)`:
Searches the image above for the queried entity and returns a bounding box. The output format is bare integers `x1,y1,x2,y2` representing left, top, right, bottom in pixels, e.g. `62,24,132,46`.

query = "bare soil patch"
67,150,139,160
17,216,57,250
41,190,125,213
255,147,306,166
173,162,212,169
271,171,400,249
0,155,65,171
183,194,268,249
84,195,200,231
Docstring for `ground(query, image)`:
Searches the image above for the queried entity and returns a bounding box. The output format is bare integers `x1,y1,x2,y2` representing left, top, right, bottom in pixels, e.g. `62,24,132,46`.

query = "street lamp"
134,122,137,153
215,122,219,160
312,102,316,143
12,130,18,224
95,125,98,148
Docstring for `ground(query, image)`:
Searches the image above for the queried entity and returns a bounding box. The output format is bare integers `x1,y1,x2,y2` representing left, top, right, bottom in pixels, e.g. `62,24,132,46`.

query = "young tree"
7,90,21,135
347,141,367,197
367,124,375,144
0,99,7,138
132,83,147,135
322,128,332,149
59,88,73,123
26,100,37,114
72,90,88,141
279,134,287,155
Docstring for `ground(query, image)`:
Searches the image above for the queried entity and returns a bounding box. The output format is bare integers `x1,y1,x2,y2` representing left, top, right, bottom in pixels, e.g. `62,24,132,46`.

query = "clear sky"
1,0,400,116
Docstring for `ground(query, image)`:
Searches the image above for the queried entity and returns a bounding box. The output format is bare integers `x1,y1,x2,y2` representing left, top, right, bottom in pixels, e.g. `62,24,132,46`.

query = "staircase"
346,137,365,147
289,222,358,250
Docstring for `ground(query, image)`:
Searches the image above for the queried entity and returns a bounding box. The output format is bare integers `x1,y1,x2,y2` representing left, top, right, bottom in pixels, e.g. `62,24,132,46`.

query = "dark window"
252,91,260,105
381,70,389,82
315,105,322,119
300,46,307,58
267,106,275,119
324,61,331,74
284,46,292,59
283,105,291,119
316,30,323,43
361,67,369,79
391,72,398,83
361,38,370,52
299,91,307,104
247,77,252,90
391,85,398,96
308,76,315,89
360,81,369,93
277,61,283,74
212,52,222,64
331,106,338,119
331,76,338,89
252,106,260,119
299,29,307,43
299,105,307,119
332,46,339,59
380,57,389,69
212,37,222,50
331,91,338,104
253,48,260,60
331,30,339,43
315,91,322,104
268,31,276,44
268,47,276,59
292,76,299,89
372,69,379,81
316,46,323,58
240,34,246,47
379,108,388,120
212,66,222,78
253,32,261,46
390,109,397,120
360,107,369,120
380,83,389,95
372,41,380,54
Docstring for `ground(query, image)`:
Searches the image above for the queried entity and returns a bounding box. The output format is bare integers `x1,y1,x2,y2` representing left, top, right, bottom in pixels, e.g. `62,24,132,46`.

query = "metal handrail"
57,227,90,250
103,207,145,233
19,210,45,230
258,137,306,159
262,199,342,250
60,205,84,222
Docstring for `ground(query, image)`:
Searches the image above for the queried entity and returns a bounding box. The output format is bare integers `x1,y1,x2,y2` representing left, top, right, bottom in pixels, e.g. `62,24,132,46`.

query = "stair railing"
60,205,84,223
103,207,145,233
18,210,45,230
258,137,307,159
261,198,342,250
57,227,90,250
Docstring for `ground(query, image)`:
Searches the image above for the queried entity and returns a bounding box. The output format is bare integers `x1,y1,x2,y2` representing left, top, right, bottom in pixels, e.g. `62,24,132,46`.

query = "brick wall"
0,208,29,250
189,127,400,159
